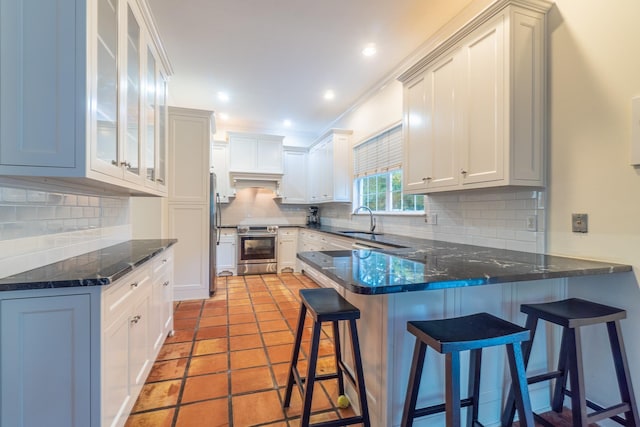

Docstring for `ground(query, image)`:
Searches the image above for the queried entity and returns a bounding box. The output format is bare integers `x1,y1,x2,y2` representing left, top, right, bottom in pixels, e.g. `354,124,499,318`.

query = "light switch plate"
572,213,588,233
631,96,640,165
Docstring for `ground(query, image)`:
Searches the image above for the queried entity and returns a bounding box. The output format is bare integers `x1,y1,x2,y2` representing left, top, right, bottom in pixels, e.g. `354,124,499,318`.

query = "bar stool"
402,312,535,427
502,298,639,427
283,288,371,427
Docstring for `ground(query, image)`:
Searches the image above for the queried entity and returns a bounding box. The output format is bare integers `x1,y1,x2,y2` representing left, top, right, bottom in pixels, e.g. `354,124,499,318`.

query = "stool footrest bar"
309,415,366,427
527,370,563,385
414,397,475,418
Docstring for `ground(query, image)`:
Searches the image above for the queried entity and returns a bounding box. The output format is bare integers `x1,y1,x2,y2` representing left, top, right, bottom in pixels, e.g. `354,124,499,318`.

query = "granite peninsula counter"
296,233,633,427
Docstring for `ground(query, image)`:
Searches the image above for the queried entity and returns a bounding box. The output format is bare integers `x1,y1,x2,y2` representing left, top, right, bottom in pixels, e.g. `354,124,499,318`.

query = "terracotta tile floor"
126,272,593,427
125,273,362,427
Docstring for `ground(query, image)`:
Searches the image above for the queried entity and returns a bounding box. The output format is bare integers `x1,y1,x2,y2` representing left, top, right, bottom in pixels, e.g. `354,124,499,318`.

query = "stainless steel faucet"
353,206,376,233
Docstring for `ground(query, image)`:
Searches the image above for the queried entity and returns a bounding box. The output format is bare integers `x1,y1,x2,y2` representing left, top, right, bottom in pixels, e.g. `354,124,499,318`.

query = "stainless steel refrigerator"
209,172,221,295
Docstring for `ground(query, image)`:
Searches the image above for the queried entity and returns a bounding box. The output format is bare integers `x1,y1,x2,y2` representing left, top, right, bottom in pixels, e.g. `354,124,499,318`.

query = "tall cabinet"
168,107,213,300
0,0,171,196
399,0,548,194
308,129,352,203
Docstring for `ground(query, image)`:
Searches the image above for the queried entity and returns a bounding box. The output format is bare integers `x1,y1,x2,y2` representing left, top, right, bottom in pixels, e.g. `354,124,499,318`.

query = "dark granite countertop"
0,239,178,292
296,229,632,295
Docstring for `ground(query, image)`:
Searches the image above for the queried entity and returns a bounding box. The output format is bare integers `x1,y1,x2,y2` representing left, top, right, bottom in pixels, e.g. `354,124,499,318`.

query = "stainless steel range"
236,225,278,275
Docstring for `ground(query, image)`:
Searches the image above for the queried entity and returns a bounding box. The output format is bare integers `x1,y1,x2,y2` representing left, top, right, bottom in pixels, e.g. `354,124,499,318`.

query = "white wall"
546,0,640,412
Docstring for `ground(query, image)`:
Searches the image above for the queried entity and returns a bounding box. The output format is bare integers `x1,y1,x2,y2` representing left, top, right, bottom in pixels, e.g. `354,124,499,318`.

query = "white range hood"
230,171,282,195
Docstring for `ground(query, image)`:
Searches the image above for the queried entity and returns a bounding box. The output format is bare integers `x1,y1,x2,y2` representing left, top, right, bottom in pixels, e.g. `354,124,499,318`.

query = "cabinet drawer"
103,266,151,322
152,249,173,277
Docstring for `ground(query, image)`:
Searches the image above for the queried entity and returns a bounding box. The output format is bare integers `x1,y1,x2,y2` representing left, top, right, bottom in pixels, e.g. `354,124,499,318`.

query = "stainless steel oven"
237,225,278,275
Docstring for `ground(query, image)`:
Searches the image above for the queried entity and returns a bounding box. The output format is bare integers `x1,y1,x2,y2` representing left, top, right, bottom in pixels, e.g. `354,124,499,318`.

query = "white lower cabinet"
277,228,299,272
0,293,93,427
216,228,237,276
0,249,174,427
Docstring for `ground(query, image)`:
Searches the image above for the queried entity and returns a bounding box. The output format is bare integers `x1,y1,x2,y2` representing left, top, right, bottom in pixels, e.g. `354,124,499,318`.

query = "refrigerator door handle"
216,192,222,245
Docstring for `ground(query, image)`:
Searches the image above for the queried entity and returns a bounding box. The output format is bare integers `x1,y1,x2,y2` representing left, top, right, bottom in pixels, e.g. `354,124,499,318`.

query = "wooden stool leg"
284,304,307,408
551,327,571,413
300,321,322,427
348,318,371,427
401,339,427,427
332,320,345,395
607,320,640,426
566,327,589,427
467,349,482,427
506,342,535,427
502,315,539,427
446,351,462,427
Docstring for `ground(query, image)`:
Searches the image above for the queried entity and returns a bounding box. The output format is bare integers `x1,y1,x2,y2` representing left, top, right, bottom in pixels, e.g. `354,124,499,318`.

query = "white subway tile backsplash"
0,183,131,277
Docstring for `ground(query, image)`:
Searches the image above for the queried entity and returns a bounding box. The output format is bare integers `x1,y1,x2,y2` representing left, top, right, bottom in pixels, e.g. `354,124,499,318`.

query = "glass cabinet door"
96,0,119,167
125,5,141,180
145,48,156,184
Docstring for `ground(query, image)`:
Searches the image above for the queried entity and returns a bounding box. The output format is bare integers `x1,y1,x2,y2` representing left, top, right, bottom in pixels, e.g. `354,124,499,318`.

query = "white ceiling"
147,0,473,146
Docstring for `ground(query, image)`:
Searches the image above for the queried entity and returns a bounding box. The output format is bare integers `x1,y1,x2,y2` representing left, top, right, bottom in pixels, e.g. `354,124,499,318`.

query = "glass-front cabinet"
0,0,172,195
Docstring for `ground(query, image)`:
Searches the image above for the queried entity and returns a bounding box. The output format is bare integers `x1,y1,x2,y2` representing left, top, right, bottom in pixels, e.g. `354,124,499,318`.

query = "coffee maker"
307,206,320,225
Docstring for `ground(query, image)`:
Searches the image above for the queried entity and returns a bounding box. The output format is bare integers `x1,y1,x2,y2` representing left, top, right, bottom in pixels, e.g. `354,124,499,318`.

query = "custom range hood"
230,171,282,196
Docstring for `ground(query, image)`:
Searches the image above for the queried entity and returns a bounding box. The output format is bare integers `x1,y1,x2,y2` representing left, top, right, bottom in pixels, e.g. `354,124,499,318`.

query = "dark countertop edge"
297,253,633,296
0,239,177,292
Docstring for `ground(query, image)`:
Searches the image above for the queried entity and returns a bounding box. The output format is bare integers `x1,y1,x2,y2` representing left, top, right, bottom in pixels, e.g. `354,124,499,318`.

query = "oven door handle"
238,233,277,237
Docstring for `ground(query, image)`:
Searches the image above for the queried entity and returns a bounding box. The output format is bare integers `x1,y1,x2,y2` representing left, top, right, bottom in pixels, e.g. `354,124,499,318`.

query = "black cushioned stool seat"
502,298,639,427
402,313,535,427
283,288,370,427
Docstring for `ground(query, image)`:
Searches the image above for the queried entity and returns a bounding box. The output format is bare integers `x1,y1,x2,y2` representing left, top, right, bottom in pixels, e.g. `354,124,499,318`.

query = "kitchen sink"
339,231,383,236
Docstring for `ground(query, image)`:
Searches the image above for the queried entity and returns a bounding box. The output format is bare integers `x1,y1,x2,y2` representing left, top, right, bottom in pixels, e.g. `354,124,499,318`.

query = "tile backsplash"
219,187,308,226
0,182,131,278
320,187,546,253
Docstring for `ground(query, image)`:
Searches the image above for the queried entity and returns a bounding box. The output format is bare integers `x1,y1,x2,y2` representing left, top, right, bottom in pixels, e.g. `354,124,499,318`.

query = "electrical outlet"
424,213,438,225
572,213,588,233
526,215,537,232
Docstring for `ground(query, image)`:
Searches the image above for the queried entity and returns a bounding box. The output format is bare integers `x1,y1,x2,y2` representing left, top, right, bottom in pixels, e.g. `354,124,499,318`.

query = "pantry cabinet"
281,148,308,204
0,0,171,196
399,0,549,194
307,129,352,203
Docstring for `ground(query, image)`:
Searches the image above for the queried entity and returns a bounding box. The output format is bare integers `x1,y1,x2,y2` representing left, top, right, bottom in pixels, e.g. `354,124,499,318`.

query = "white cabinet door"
212,141,233,202
0,0,78,169
281,149,308,203
103,303,132,427
1,294,92,427
402,74,430,194
169,204,209,300
217,229,237,276
168,108,212,204
228,132,284,174
277,228,299,272
308,145,322,203
459,16,505,186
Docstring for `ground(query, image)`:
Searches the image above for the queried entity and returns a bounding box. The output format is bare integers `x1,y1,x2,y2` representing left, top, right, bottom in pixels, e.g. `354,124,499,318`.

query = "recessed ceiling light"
217,91,230,102
324,90,335,100
283,119,292,127
218,113,229,121
362,43,377,57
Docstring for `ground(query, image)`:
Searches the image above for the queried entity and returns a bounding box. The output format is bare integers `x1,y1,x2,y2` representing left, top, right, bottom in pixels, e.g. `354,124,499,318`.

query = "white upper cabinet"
228,132,284,175
307,129,352,203
399,0,549,194
211,141,233,203
0,0,171,196
281,148,308,204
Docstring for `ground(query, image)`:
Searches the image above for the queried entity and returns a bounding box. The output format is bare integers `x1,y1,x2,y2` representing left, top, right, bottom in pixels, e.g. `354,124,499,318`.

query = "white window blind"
353,125,403,178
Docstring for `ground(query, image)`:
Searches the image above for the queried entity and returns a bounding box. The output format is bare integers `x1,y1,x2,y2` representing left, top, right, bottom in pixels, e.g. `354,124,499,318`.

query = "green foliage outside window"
358,170,424,213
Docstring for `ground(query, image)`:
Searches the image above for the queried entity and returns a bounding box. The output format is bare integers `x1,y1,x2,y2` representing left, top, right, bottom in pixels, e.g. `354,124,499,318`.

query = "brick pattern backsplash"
0,183,131,277
320,188,546,253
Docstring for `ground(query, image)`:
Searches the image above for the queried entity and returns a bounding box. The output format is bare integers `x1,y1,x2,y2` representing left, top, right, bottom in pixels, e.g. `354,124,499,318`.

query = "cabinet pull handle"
460,169,468,175
111,160,118,166
130,315,141,325
162,281,170,287
162,259,168,264
130,282,139,289
120,161,131,168
156,178,165,184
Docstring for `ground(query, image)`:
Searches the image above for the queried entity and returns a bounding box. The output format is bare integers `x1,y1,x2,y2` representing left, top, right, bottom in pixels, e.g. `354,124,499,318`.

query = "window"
353,125,424,213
